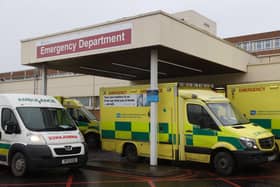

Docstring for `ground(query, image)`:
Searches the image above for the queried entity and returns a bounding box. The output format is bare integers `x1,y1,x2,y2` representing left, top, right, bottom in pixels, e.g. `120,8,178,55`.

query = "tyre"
124,144,138,162
213,151,235,176
274,143,279,161
85,133,100,150
11,152,27,177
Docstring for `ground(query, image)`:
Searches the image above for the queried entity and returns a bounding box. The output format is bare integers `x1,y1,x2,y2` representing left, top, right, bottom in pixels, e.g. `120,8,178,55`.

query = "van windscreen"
17,107,77,131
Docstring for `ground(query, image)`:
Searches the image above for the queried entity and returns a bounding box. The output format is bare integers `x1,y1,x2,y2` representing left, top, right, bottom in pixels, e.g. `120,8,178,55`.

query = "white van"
0,94,88,176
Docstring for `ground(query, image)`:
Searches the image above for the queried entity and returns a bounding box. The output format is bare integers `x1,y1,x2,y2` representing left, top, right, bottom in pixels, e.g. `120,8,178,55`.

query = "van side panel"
100,83,178,160
227,82,280,147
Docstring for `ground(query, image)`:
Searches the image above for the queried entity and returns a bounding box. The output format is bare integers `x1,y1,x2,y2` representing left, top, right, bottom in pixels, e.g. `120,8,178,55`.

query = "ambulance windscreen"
208,103,249,126
17,107,77,131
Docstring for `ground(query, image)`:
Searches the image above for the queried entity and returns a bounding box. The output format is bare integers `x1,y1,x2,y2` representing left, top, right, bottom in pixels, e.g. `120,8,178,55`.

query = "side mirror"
4,121,18,134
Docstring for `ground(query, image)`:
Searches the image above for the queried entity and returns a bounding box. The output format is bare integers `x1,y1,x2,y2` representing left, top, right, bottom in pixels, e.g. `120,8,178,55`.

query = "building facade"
225,30,280,56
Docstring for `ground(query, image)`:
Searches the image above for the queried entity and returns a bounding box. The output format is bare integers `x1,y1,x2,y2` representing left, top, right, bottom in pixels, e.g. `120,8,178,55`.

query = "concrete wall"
0,75,130,96
172,10,217,35
165,55,280,85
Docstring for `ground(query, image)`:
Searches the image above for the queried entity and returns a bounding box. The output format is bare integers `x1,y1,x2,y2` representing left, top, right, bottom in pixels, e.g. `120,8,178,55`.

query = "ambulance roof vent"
178,82,214,89
191,94,197,99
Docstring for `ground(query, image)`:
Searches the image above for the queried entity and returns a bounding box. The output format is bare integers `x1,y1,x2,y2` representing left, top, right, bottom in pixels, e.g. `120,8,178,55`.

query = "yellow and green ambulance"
55,97,100,149
227,81,280,151
100,83,277,175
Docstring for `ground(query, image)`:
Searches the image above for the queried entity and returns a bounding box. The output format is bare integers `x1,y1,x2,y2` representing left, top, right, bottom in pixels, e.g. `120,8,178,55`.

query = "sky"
0,0,279,73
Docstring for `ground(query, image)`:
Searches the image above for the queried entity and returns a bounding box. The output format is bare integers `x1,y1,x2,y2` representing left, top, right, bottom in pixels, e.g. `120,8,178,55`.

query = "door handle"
185,130,193,133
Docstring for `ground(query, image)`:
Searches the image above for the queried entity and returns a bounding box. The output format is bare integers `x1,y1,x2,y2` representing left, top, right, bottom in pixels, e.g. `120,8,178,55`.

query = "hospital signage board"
146,89,159,102
36,23,132,58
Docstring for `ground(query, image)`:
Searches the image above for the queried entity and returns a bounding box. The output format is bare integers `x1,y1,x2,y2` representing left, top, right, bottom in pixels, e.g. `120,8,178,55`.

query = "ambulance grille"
259,137,274,149
54,147,81,155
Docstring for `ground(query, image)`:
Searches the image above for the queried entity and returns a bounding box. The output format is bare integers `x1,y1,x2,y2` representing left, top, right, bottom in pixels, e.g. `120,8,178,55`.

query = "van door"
0,107,21,165
184,102,220,163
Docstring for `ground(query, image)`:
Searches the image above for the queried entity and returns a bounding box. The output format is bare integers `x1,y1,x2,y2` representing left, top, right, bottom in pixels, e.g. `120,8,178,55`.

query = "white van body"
0,94,88,176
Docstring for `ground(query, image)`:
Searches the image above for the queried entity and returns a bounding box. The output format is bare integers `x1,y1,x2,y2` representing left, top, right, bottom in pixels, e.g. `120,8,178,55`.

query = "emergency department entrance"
21,10,258,166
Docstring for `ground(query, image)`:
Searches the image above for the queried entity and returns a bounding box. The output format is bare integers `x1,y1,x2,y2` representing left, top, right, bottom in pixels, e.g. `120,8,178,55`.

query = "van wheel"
124,144,138,162
85,133,100,150
11,152,27,177
213,151,235,176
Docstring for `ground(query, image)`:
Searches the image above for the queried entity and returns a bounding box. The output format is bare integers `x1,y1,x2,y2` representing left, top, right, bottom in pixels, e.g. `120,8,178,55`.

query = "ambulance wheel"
213,151,235,176
274,143,280,160
124,144,138,162
85,133,100,150
11,152,27,177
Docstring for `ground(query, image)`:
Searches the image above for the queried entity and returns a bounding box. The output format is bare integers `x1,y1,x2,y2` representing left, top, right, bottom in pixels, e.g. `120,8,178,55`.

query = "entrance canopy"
21,11,259,81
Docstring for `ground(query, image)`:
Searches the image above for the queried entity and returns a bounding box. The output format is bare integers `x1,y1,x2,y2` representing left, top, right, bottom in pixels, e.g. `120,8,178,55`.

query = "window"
67,108,90,122
208,103,249,126
187,104,218,130
75,97,91,106
264,40,272,50
1,108,20,133
236,43,242,49
71,96,100,109
275,38,280,49
242,42,251,51
17,107,76,131
251,41,256,52
93,96,100,109
256,40,263,51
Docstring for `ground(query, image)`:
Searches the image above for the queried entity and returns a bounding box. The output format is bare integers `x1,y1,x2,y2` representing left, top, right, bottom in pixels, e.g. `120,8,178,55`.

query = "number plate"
62,158,78,164
268,154,277,162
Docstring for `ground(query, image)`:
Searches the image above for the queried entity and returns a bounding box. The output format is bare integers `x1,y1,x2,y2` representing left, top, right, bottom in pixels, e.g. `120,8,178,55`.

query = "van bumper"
25,143,88,170
233,149,278,166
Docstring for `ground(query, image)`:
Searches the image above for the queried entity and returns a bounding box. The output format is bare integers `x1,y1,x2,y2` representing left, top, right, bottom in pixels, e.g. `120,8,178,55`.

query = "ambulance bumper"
25,143,88,170
234,149,278,166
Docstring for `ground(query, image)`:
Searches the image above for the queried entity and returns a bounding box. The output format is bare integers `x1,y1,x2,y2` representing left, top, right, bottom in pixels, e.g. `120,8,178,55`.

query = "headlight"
78,131,85,143
27,134,46,145
240,137,258,150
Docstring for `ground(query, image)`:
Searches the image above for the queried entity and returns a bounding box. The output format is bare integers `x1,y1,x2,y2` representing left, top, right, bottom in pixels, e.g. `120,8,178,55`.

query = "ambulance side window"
67,108,77,120
187,104,218,130
1,108,20,133
67,108,89,122
77,110,89,122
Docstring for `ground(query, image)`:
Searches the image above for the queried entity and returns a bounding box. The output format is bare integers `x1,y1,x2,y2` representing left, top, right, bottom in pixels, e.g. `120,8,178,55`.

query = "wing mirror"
4,121,20,134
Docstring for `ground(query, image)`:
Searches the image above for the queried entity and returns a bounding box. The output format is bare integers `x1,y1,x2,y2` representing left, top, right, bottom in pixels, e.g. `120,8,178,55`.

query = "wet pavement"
0,150,280,186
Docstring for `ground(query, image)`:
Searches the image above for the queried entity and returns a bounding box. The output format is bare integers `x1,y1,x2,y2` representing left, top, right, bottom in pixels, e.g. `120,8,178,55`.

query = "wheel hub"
218,158,228,169
15,159,25,171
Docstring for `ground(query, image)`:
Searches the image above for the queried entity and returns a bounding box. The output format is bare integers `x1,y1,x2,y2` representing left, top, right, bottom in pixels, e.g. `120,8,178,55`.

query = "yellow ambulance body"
227,81,280,150
100,83,277,175
55,96,100,149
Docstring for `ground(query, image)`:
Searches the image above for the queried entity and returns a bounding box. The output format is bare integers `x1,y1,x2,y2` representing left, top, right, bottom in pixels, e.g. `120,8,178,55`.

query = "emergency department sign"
36,23,132,58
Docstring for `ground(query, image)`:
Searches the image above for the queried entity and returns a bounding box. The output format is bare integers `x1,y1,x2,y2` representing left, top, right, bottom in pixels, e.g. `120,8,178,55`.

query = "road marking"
0,182,66,186
66,175,73,187
219,178,241,187
147,179,156,187
96,169,150,180
228,175,276,180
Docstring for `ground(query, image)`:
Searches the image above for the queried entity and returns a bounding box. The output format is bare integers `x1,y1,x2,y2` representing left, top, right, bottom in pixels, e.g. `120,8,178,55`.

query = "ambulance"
0,94,88,176
227,81,280,151
55,97,100,149
100,83,277,175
